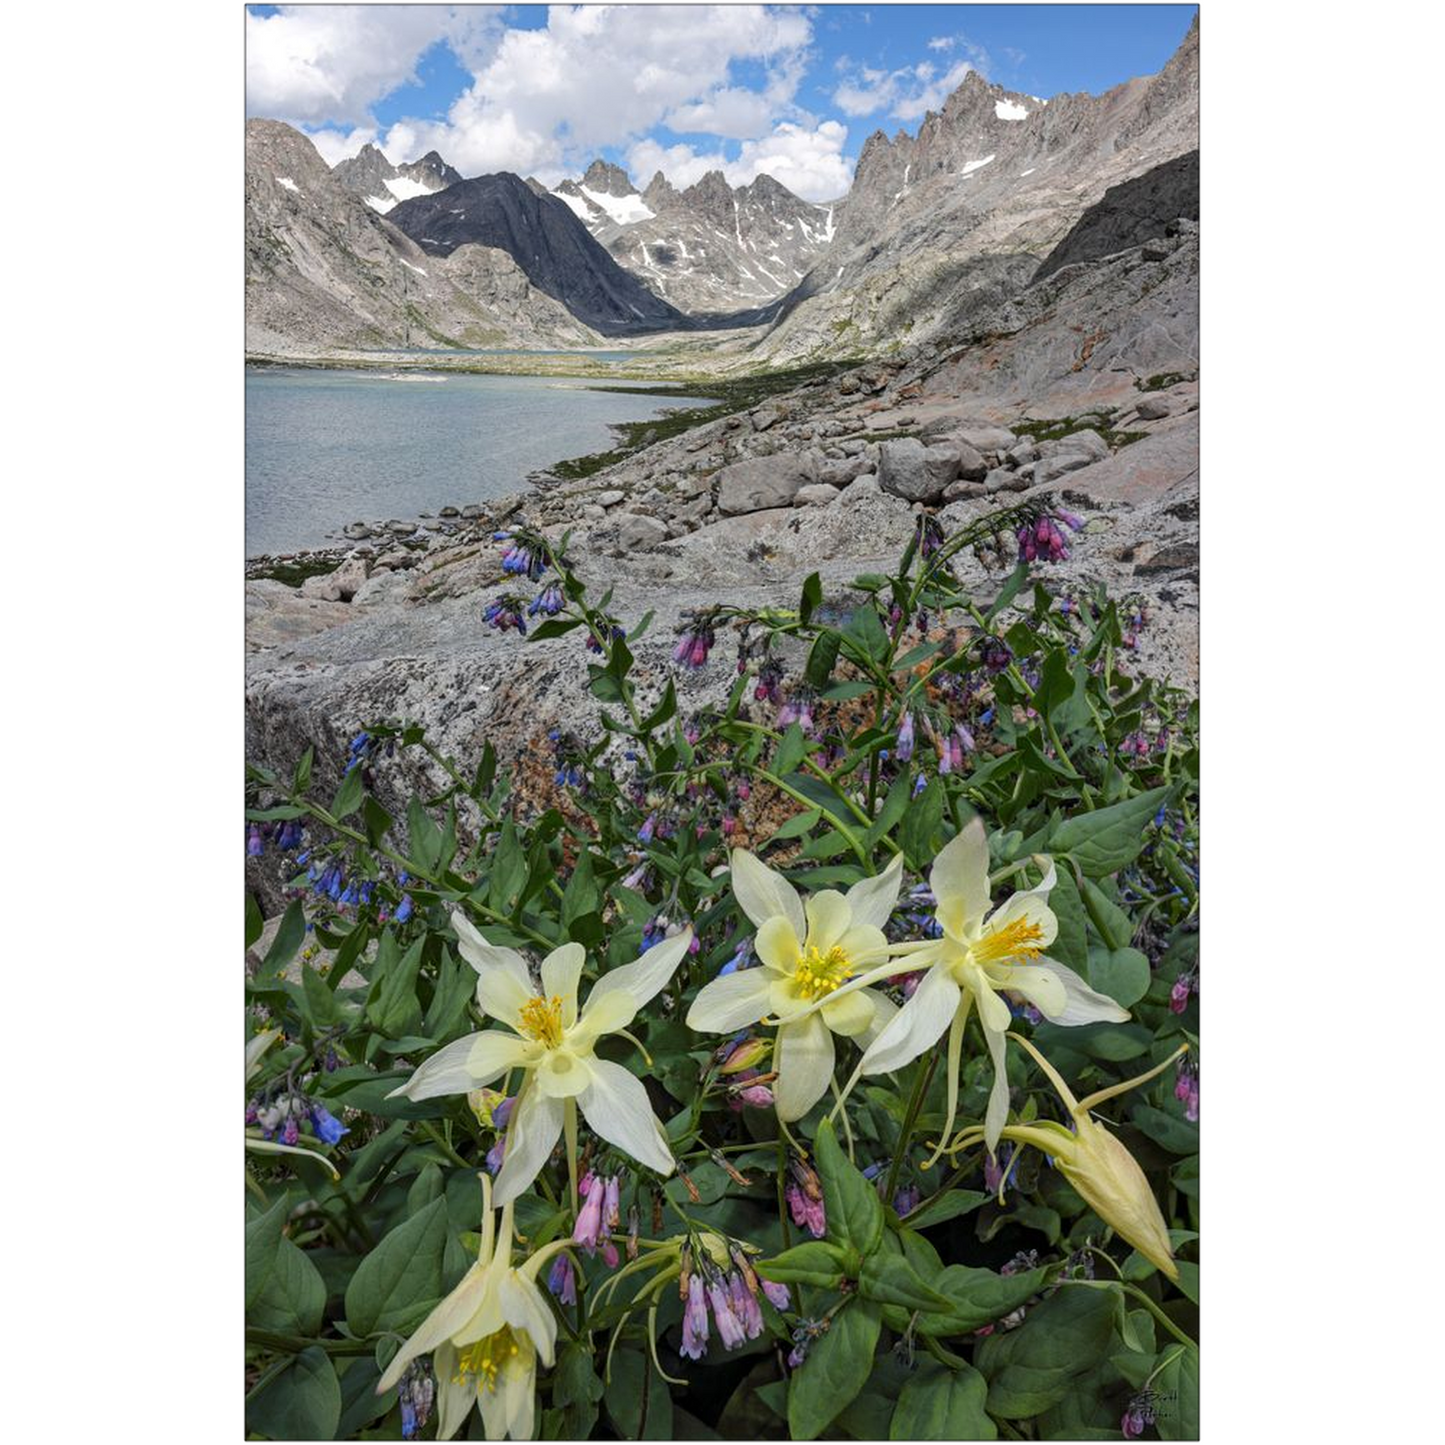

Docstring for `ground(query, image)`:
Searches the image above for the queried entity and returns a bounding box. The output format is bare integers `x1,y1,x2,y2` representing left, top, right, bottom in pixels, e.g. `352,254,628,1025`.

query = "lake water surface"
245,367,715,556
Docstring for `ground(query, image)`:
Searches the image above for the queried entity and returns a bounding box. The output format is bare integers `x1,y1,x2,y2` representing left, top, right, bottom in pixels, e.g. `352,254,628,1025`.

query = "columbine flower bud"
718,1036,770,1075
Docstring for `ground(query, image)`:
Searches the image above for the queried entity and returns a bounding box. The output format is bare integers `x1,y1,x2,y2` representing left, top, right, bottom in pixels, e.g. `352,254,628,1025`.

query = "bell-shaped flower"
855,819,1127,1154
686,850,902,1120
391,915,693,1204
377,1173,569,1439
973,1034,1186,1281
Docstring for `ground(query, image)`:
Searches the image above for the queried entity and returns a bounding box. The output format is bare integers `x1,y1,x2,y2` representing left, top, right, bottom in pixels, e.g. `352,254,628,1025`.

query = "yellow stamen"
454,1327,521,1394
971,916,1045,966
517,994,565,1048
793,944,852,1000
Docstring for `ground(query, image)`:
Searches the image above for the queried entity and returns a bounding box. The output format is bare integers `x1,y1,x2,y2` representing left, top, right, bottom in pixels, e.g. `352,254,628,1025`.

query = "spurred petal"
453,913,533,990
930,819,991,940
498,1270,558,1366
820,988,876,1038
541,943,586,1027
973,976,1014,1034
571,987,639,1048
755,915,802,973
803,890,852,955
686,969,774,1033
844,851,904,931
731,849,806,939
377,1263,489,1391
389,1031,533,1102
774,1014,836,1122
492,1089,565,1206
578,1059,676,1175
585,929,692,1013
1034,960,1131,1025
431,1342,474,1441
859,963,961,1075
982,1019,1011,1154
858,989,899,1050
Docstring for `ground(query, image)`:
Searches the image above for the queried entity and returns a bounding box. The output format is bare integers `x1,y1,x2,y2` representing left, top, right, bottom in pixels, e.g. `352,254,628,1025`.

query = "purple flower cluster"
585,622,625,654
777,689,816,732
483,594,528,634
1121,1390,1160,1438
679,1245,785,1361
397,1360,436,1441
1169,962,1199,1015
1174,1053,1200,1122
786,1316,829,1369
572,1171,622,1267
247,1089,349,1148
528,582,564,617
1016,508,1083,563
245,818,305,857
497,530,548,580
785,1155,827,1238
673,614,717,669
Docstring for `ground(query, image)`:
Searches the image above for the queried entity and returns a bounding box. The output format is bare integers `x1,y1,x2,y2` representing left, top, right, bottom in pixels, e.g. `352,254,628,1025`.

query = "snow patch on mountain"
276,177,299,193
995,99,1029,120
960,155,996,177
384,176,436,204
579,185,654,226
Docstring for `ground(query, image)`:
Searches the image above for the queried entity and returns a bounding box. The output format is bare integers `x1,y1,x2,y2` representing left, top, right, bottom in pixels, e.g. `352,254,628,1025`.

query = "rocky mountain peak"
642,171,680,211
581,159,636,196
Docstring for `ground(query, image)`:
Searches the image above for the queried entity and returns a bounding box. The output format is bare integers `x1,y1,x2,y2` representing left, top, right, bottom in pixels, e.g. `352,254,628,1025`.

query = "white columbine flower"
391,915,693,1205
686,849,903,1121
857,818,1128,1154
377,1173,568,1440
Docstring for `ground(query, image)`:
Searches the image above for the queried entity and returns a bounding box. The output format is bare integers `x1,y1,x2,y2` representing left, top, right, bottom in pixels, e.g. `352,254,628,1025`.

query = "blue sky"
246,4,1196,199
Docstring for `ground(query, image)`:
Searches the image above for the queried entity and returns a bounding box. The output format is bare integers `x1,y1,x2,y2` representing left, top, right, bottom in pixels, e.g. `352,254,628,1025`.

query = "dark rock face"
389,174,687,335
1033,150,1199,282
332,144,463,213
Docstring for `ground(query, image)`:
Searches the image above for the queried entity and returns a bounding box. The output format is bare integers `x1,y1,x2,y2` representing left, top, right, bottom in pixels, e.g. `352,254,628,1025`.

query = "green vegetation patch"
248,554,342,588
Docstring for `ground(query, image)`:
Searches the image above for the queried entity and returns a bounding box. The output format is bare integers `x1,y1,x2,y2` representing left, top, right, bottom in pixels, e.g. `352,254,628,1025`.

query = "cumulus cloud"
383,5,812,177
245,5,504,127
833,53,981,122
626,119,852,203
305,125,380,167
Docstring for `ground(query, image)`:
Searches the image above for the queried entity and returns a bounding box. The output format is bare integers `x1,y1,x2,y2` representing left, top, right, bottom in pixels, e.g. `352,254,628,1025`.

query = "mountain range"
244,16,1197,361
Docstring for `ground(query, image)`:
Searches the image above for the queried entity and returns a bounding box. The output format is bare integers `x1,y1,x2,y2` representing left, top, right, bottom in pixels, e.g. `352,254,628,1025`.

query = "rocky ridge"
331,144,463,214
245,120,599,353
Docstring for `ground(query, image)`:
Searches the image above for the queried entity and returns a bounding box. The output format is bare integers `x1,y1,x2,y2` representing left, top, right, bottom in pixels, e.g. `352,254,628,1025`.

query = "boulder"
461,504,483,519
342,522,372,541
942,479,987,502
1136,396,1172,420
594,489,626,507
1038,428,1110,464
1007,440,1040,466
878,438,958,503
615,512,669,550
954,440,989,481
716,453,816,515
300,554,369,603
956,425,1017,455
1033,452,1096,485
818,453,875,488
794,484,841,507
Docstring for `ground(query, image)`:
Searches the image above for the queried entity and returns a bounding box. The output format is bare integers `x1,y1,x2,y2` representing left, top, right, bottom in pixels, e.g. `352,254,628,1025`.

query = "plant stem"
885,1052,939,1203
564,1098,579,1219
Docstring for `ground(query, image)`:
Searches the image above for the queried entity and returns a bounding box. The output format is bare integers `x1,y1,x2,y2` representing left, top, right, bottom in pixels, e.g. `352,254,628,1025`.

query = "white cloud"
305,126,379,167
245,5,505,127
833,54,981,123
626,119,852,203
927,36,955,53
386,5,813,178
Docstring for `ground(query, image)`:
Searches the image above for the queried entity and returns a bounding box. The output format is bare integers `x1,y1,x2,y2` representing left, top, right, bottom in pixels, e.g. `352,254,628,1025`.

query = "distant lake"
245,366,716,557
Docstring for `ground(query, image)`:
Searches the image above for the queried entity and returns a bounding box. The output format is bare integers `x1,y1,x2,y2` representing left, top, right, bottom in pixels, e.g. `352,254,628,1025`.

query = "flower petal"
577,1059,676,1175
570,987,639,1048
498,1270,558,1366
984,889,1059,952
858,988,899,1050
982,1019,1011,1154
377,1264,488,1391
686,969,774,1033
731,848,806,939
500,1350,536,1442
474,967,536,1032
774,1014,836,1121
837,923,889,970
1034,960,1131,1025
541,943,586,1028
585,929,692,1013
389,1031,533,1102
532,1047,596,1099
431,1342,475,1441
821,988,876,1038
803,890,852,955
1000,964,1068,1019
930,818,991,940
492,1089,565,1206
453,912,533,988
755,914,802,973
844,850,904,930
859,963,961,1075
973,975,1014,1034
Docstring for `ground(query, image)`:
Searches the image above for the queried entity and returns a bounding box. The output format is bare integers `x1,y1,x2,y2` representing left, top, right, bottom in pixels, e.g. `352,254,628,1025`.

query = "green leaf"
245,1196,327,1336
984,562,1030,623
423,946,473,1041
245,1346,341,1442
1046,867,1089,973
770,808,822,843
562,850,599,928
1152,1344,1200,1440
344,1197,450,1337
1049,786,1172,877
1088,946,1151,1008
245,893,264,951
910,1263,1050,1337
864,773,914,850
900,780,944,869
292,746,314,794
845,604,889,659
641,680,677,733
489,822,527,913
890,1358,997,1441
774,723,808,777
804,631,842,690
406,797,445,877
366,935,425,1037
756,1241,847,1290
331,765,364,820
858,1251,951,1311
1080,877,1135,951
800,571,823,624
976,1284,1118,1418
259,899,307,981
605,1347,674,1439
813,1116,883,1256
904,1190,989,1231
787,1299,881,1440
300,962,340,1029
1129,1104,1199,1156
